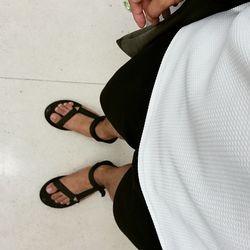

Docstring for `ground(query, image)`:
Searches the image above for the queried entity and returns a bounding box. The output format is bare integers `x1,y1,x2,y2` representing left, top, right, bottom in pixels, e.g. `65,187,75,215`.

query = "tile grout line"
0,76,105,86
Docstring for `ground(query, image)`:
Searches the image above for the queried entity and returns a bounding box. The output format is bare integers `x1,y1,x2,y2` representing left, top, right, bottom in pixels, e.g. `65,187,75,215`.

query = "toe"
51,191,65,201
55,104,71,116
46,183,58,194
59,197,70,205
50,113,62,124
55,195,69,204
64,102,74,109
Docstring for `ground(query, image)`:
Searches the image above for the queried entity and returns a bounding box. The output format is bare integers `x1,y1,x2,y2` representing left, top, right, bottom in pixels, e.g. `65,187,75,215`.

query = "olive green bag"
116,0,243,57
116,1,187,57
116,16,180,58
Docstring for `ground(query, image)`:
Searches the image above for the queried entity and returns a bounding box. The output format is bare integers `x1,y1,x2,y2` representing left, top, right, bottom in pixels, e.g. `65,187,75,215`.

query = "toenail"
46,186,53,193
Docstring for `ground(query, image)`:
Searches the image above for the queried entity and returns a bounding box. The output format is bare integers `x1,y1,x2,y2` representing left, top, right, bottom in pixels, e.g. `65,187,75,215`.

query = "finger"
141,0,159,25
146,0,179,24
162,8,171,20
129,0,146,28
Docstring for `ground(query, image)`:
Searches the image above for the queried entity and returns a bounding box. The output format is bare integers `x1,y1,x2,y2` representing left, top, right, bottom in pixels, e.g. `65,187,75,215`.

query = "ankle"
95,119,117,140
93,164,116,188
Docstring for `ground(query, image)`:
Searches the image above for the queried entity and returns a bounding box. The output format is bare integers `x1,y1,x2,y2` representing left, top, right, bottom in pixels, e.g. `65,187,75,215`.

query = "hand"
129,0,183,28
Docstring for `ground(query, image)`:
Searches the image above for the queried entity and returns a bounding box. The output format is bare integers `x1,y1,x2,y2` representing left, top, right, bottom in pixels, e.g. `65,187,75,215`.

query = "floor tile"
0,0,137,84
0,79,135,250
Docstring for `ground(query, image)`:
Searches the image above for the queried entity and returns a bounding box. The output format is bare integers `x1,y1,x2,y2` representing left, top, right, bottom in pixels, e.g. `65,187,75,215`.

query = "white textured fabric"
138,4,250,250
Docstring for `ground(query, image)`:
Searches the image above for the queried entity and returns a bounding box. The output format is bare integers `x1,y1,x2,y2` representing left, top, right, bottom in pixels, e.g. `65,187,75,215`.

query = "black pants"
101,34,171,250
100,1,249,249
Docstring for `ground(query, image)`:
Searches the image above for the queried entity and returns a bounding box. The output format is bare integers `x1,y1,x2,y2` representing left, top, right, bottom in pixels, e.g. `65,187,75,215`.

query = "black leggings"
100,29,176,150
101,35,172,250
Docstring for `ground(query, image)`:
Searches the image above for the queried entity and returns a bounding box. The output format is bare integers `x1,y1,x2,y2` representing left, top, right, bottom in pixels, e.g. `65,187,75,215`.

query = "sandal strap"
53,177,98,204
53,178,80,203
76,188,97,201
56,108,78,129
55,105,99,129
89,116,118,144
77,106,99,119
88,161,117,197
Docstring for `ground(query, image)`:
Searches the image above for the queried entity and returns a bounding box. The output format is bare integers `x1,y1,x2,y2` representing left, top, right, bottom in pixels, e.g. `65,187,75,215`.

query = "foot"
46,164,113,205
50,102,114,140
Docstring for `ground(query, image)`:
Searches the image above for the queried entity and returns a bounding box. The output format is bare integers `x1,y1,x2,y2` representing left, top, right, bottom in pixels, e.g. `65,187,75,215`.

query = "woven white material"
138,4,250,250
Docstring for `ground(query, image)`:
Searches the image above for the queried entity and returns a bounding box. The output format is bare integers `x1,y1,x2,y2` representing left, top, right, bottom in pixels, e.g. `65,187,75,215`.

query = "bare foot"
50,102,116,140
46,164,113,205
50,102,94,137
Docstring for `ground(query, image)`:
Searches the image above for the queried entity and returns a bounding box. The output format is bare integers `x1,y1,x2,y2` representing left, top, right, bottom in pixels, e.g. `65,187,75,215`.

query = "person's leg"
46,162,131,205
49,101,122,141
44,26,177,149
100,31,177,150
45,155,161,249
112,152,162,249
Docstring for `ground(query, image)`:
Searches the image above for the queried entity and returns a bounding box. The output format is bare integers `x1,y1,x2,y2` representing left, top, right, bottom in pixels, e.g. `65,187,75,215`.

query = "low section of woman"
40,1,250,249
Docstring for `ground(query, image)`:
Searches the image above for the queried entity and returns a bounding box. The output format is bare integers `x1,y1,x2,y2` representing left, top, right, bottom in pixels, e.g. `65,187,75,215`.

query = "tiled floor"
0,0,136,83
0,1,137,249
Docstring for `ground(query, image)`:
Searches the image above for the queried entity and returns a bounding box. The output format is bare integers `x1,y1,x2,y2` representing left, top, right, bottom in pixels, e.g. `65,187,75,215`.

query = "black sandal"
44,100,117,144
39,161,117,208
